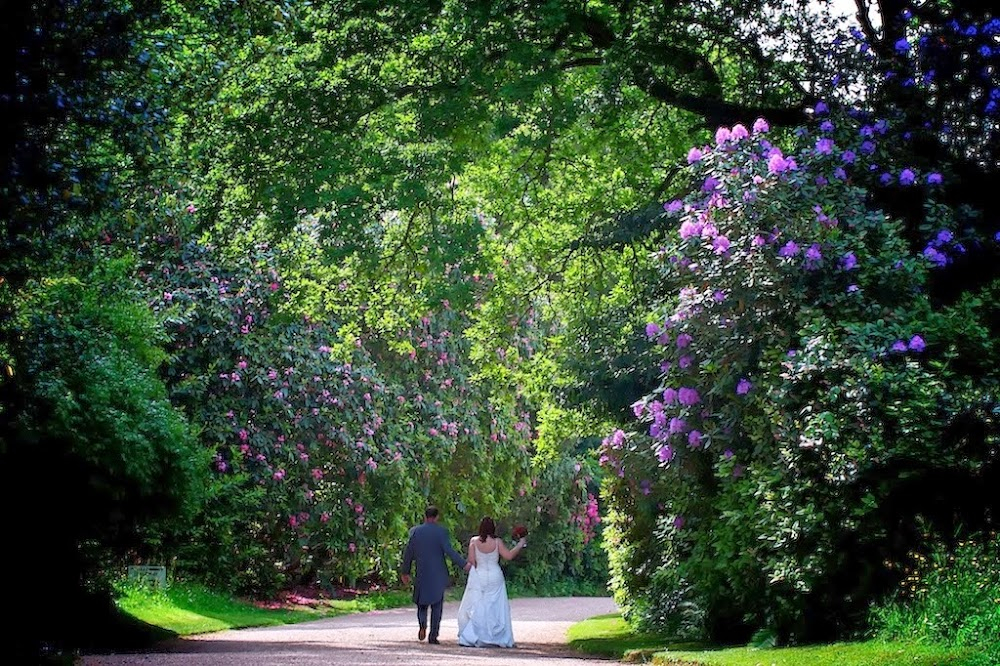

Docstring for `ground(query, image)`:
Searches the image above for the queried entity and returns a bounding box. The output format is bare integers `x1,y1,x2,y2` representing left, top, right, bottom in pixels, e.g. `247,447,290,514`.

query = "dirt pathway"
78,596,619,666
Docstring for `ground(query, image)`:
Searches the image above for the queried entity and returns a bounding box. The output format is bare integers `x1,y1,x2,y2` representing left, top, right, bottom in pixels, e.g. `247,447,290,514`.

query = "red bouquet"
512,524,528,540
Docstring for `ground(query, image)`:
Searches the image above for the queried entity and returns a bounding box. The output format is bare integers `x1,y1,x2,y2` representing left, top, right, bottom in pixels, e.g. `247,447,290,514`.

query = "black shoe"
418,626,426,641
428,637,440,644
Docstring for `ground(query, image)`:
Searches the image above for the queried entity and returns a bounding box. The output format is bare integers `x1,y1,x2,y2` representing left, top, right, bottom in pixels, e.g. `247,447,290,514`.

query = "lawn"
116,582,412,636
568,613,972,666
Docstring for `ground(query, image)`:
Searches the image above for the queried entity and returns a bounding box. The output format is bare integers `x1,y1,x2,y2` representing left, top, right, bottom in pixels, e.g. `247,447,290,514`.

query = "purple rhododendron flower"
687,147,703,163
679,220,704,239
676,333,693,348
657,445,675,462
673,515,685,529
842,251,858,270
847,284,859,293
768,153,797,174
724,449,734,460
805,243,822,264
663,387,678,404
665,199,683,213
880,172,894,185
908,335,926,352
703,176,720,191
935,230,953,245
899,169,916,186
778,240,800,257
923,246,948,266
815,137,835,154
678,387,701,406
820,120,834,131
814,100,829,114
861,140,876,154
669,417,687,434
713,290,726,302
895,38,911,53
678,355,693,369
632,401,644,417
841,150,856,163
715,126,732,144
927,172,943,184
731,123,749,140
688,430,703,447
645,322,660,338
736,378,752,395
753,117,769,133
834,167,847,180
713,235,731,254
891,340,908,352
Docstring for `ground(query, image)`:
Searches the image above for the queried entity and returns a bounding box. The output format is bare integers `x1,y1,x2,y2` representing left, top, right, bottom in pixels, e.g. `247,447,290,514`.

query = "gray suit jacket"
401,521,467,605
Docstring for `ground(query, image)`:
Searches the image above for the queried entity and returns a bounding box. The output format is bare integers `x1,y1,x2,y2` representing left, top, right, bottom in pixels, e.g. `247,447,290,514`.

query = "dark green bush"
3,256,205,654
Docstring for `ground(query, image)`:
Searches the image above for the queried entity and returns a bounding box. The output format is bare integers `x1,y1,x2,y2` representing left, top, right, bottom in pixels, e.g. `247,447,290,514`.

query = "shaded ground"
78,596,619,666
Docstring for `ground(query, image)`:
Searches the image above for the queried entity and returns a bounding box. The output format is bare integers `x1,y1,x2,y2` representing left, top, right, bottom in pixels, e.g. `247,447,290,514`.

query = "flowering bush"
603,106,1000,641
138,224,551,593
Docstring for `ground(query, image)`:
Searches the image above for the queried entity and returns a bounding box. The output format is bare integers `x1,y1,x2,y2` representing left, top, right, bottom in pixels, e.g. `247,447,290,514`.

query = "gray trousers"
416,600,443,639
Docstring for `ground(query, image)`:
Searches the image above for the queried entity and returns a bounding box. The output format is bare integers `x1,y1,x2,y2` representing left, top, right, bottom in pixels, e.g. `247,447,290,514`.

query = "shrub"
2,255,205,653
602,104,1000,642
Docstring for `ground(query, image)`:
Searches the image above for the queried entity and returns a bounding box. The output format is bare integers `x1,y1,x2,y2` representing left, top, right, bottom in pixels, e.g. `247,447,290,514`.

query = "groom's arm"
440,529,469,571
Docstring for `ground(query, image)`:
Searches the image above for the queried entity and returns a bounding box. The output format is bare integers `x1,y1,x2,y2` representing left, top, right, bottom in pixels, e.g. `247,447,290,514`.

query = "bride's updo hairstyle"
477,516,496,542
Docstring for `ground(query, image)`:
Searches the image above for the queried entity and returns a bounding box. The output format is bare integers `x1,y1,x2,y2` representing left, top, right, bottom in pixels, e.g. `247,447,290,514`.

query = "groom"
400,505,471,644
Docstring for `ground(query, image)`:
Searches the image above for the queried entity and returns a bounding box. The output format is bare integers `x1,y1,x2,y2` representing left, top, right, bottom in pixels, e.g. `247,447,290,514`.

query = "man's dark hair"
425,505,439,519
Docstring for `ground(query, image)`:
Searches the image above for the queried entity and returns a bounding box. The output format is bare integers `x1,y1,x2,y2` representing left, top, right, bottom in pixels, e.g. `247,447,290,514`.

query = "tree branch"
632,64,811,128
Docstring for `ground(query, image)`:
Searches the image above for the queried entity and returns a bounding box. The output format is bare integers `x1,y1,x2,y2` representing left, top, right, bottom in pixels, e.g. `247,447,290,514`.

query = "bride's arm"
498,536,526,561
467,538,478,568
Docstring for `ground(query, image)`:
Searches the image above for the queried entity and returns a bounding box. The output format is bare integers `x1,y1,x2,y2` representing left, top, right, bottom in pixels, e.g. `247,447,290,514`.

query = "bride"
457,516,527,648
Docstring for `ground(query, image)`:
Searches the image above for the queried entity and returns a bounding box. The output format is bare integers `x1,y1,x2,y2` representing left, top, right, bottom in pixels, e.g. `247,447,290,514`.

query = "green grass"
116,582,411,636
655,641,971,666
567,612,683,661
568,613,973,666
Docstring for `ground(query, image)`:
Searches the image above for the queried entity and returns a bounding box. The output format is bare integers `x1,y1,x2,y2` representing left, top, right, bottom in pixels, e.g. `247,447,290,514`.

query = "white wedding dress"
457,540,515,647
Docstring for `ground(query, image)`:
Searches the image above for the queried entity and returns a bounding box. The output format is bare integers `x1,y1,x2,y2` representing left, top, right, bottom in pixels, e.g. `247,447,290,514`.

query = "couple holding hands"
400,505,528,648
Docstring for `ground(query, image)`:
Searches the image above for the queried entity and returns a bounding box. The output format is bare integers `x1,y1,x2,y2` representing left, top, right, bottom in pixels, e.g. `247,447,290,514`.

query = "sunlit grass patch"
116,581,411,636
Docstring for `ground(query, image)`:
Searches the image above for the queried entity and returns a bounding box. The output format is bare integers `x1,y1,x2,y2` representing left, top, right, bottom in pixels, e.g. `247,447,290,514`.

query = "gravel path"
78,596,619,666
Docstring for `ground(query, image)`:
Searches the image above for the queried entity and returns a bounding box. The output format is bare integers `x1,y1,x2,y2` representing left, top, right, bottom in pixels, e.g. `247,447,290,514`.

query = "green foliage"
10,256,205,542
1,254,205,656
873,538,1000,666
503,449,607,593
